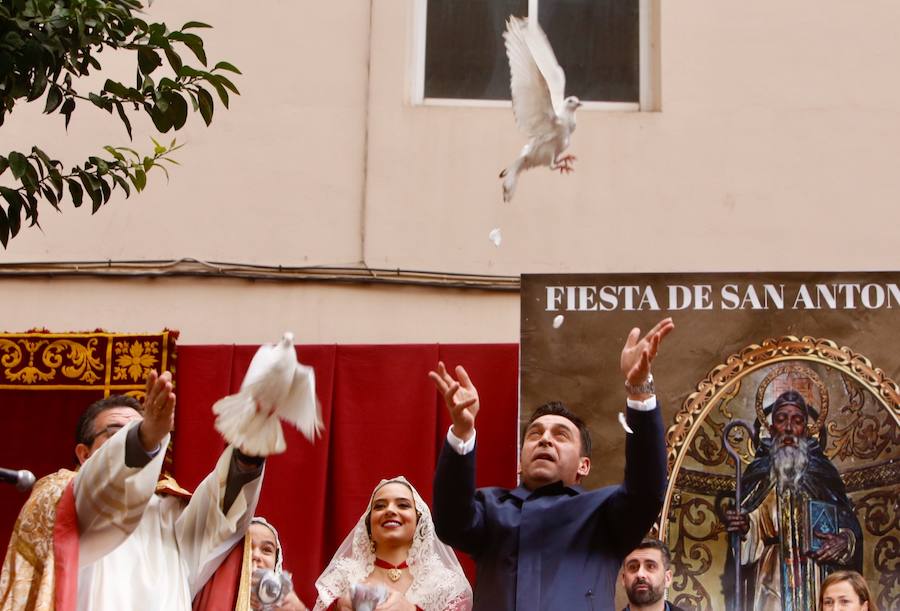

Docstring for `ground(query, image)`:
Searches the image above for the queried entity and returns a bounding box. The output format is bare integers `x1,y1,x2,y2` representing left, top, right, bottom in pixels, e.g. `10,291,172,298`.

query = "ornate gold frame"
661,335,900,528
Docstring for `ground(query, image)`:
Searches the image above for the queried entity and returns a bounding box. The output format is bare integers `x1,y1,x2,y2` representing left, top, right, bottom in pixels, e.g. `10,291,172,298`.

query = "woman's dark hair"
365,479,420,539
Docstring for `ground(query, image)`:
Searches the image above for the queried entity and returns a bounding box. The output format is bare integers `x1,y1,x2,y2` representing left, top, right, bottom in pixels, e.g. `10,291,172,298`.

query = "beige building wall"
2,0,899,343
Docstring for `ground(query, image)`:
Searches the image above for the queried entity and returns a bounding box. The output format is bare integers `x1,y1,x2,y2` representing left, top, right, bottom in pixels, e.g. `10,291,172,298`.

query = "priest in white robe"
73,370,264,611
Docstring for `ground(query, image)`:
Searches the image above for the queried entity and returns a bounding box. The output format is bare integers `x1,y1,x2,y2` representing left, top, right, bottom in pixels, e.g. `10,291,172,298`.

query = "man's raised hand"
429,361,479,442
138,369,176,452
620,317,675,390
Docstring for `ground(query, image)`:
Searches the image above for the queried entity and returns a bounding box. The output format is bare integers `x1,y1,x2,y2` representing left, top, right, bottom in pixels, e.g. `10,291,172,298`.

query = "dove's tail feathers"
213,392,287,455
240,409,287,455
280,364,324,442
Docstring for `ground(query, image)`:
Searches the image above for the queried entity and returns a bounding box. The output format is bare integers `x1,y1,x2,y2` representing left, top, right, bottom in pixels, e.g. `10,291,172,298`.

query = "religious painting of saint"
661,337,899,611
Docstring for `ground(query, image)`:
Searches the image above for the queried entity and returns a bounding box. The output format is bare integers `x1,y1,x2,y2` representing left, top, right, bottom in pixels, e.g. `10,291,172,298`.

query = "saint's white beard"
771,436,809,492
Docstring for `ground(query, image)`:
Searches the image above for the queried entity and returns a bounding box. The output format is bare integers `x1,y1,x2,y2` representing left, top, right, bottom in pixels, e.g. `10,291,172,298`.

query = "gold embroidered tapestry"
0,330,177,396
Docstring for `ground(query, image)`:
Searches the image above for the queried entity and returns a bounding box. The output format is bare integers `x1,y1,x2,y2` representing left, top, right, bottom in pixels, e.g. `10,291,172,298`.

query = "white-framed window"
411,0,657,111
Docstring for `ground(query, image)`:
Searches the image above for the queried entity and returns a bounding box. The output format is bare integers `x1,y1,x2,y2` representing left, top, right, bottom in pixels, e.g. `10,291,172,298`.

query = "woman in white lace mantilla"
313,477,472,611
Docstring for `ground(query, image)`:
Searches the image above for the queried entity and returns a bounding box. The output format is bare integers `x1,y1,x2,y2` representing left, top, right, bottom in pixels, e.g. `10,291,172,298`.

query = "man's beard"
771,435,809,492
626,579,665,606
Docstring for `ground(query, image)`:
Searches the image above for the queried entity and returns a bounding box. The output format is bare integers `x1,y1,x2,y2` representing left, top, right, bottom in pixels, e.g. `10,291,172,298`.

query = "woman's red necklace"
374,557,408,582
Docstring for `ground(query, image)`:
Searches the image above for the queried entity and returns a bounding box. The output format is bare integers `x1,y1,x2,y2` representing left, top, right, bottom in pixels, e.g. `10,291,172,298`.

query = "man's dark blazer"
433,407,667,611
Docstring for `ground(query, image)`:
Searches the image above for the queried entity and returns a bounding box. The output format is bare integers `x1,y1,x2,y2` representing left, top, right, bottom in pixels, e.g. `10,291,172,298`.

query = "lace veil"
313,476,472,611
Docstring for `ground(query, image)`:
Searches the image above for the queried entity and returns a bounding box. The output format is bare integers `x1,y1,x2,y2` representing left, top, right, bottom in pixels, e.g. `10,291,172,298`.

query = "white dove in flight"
499,16,582,202
212,332,322,455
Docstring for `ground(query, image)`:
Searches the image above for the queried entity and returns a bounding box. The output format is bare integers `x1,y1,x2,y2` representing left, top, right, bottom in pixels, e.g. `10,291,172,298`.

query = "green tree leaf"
103,146,126,162
207,76,230,108
150,102,174,132
132,168,147,191
138,47,163,75
0,2,239,246
32,147,54,171
44,85,63,114
61,98,76,129
24,193,39,227
111,173,131,197
168,92,189,129
115,101,133,140
98,176,111,206
68,179,83,207
41,185,60,211
0,204,8,248
170,32,207,65
78,171,102,212
164,47,183,73
197,87,214,126
0,187,25,239
8,152,28,180
213,61,242,74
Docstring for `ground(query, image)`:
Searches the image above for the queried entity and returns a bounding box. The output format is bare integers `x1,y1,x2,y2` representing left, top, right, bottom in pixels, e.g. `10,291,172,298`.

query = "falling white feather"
213,332,322,455
499,16,582,202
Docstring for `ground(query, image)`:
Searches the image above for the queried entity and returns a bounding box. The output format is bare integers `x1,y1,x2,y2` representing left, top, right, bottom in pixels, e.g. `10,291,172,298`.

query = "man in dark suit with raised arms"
430,318,674,611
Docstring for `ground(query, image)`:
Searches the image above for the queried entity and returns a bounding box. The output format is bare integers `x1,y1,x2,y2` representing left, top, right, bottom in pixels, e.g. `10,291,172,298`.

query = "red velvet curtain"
1,344,518,607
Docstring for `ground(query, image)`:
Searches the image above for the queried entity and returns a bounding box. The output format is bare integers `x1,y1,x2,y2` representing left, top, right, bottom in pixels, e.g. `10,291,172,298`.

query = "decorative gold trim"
0,385,166,391
674,469,735,496
161,330,169,376
842,460,900,492
104,332,114,395
235,534,253,611
661,336,900,530
675,460,899,496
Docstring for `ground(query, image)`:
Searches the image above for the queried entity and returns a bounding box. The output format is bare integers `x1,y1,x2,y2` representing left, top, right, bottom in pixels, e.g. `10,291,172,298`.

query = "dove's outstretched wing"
240,343,279,389
504,16,565,136
521,18,566,115
279,361,322,441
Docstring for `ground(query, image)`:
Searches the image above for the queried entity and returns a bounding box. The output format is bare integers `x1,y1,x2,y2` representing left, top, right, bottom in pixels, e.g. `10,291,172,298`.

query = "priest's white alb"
499,16,582,202
213,332,322,455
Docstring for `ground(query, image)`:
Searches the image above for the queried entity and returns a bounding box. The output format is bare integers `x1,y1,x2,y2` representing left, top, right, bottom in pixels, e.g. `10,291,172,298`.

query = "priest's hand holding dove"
429,362,480,442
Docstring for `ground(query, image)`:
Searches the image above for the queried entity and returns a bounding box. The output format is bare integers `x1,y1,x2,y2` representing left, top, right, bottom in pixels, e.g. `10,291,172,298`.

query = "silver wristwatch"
625,373,655,395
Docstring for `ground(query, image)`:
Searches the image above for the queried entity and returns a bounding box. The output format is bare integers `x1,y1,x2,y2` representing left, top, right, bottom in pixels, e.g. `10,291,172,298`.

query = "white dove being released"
499,16,582,202
212,332,322,455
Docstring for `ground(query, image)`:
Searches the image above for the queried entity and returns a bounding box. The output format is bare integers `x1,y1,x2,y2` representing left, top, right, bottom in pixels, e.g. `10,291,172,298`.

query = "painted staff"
723,419,753,611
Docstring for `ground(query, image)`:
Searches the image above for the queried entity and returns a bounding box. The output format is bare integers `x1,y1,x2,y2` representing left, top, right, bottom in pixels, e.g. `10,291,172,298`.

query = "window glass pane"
539,0,639,103
425,0,527,100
